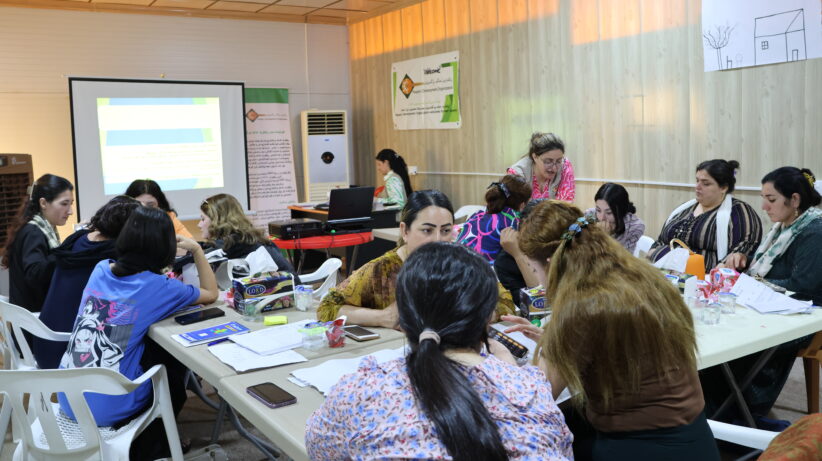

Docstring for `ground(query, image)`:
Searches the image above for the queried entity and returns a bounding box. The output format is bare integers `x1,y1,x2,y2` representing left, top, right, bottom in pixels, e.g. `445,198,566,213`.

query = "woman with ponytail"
58,206,217,460
375,148,413,208
306,242,572,460
457,174,531,263
2,174,74,312
512,200,718,460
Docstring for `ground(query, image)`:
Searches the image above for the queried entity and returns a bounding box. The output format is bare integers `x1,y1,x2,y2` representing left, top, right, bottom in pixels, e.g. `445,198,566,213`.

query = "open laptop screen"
327,186,375,225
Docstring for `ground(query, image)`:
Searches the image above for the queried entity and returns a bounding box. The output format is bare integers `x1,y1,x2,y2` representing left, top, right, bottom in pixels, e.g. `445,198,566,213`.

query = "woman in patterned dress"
507,132,575,202
307,242,573,460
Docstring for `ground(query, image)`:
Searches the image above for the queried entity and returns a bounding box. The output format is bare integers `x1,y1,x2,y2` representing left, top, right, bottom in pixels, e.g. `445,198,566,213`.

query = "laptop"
325,186,375,233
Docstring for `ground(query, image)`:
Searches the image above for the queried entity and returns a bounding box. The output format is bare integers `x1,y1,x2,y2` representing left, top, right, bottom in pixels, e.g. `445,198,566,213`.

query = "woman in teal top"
375,149,413,208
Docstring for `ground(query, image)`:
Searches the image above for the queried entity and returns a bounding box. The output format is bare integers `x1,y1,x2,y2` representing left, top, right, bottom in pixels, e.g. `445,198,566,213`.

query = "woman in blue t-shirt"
59,206,218,460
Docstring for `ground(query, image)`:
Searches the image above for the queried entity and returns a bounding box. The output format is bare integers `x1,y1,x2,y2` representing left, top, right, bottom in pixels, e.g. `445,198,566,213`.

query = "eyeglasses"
540,158,564,167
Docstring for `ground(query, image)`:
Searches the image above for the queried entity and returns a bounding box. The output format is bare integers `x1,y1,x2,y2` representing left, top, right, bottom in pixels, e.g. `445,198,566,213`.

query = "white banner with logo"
391,51,461,130
244,88,298,229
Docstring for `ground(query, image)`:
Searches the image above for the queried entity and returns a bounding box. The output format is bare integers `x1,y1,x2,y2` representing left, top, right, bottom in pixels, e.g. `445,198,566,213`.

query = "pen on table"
207,338,230,347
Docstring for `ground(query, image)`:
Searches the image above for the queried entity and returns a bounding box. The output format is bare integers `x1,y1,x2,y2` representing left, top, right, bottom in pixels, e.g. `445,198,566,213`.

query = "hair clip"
803,172,815,187
488,182,510,198
560,216,592,242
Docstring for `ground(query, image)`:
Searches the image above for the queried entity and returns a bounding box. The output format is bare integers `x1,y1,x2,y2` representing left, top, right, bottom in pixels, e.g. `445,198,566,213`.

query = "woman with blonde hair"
511,200,718,460
198,193,296,273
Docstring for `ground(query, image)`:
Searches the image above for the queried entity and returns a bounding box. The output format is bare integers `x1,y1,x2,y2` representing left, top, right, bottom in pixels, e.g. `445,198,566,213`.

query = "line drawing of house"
754,9,807,65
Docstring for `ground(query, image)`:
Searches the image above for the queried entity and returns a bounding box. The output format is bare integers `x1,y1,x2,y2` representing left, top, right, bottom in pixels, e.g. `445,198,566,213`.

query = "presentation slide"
97,97,224,195
70,78,248,221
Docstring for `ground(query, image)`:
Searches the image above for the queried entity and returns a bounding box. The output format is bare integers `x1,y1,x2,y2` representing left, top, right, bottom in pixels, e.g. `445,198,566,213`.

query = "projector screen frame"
68,76,249,221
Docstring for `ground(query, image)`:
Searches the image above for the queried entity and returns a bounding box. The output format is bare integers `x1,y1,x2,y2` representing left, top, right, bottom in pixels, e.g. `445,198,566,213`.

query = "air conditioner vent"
306,112,345,135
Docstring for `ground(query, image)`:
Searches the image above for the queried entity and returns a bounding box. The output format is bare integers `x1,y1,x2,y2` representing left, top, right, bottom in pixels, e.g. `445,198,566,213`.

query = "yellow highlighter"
264,315,288,326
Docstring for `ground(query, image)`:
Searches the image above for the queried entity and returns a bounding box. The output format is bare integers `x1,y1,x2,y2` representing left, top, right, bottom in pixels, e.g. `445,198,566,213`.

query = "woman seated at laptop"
307,242,573,460
374,148,413,208
198,193,297,275
317,190,516,327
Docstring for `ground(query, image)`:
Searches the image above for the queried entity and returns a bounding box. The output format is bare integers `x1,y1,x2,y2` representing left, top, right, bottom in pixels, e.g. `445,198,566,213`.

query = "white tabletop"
372,227,400,242
695,304,822,369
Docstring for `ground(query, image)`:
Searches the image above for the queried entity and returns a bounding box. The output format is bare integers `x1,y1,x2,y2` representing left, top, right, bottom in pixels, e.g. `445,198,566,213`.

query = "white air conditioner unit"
300,110,349,202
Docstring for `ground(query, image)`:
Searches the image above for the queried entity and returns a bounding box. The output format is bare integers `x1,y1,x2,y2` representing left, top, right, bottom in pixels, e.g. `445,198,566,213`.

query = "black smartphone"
488,328,528,359
343,325,380,341
246,382,297,409
174,307,225,325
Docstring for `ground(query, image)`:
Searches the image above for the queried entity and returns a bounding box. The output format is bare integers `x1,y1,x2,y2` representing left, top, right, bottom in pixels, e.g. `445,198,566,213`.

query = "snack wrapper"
710,267,740,293
325,318,346,348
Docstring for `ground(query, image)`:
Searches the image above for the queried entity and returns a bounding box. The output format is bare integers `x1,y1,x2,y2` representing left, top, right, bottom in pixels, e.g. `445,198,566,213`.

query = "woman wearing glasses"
507,132,575,202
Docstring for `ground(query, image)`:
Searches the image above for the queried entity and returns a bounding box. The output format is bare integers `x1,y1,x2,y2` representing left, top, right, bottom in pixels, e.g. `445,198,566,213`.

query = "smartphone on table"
488,328,529,360
343,325,380,341
174,307,225,325
247,382,297,409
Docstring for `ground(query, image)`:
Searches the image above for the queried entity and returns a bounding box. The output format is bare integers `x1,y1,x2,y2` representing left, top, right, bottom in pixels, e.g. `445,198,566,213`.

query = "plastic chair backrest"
633,235,655,258
0,365,183,461
0,299,71,370
299,258,342,300
454,205,485,221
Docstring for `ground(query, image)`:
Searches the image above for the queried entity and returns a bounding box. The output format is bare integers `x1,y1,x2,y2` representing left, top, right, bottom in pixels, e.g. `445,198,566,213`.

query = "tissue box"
232,271,295,315
696,280,713,301
710,267,740,293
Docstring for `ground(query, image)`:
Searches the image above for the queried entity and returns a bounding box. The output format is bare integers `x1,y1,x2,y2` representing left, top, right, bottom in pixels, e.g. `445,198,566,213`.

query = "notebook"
172,321,250,347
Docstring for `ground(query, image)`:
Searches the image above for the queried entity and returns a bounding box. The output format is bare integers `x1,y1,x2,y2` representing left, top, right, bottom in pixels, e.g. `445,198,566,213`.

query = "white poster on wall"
244,88,298,229
391,51,461,130
702,0,822,72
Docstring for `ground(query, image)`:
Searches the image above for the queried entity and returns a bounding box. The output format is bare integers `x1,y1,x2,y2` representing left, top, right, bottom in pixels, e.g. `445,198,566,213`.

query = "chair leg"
0,400,10,454
803,357,820,414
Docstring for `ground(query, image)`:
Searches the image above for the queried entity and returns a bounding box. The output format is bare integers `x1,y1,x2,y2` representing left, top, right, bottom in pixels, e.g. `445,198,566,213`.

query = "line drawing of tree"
704,24,736,69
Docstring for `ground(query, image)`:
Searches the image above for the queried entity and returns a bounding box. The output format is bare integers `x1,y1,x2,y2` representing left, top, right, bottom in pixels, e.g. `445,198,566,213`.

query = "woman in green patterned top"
318,190,516,327
374,149,413,209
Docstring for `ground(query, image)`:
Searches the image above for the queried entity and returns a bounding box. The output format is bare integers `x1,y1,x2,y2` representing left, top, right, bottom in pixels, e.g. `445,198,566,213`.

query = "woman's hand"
378,302,400,330
720,252,748,271
500,315,544,342
176,235,201,254
488,337,517,366
500,228,521,256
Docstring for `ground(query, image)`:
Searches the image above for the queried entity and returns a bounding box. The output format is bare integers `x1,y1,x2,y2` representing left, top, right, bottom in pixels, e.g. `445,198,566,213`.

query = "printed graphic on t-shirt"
60,295,130,370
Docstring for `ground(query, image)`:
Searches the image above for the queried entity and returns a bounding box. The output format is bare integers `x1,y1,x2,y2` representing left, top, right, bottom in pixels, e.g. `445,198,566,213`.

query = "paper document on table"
730,274,813,314
208,343,307,372
290,347,406,395
230,320,312,355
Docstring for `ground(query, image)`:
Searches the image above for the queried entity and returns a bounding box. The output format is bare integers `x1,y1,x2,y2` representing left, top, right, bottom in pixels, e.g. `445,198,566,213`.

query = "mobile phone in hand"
488,328,528,359
174,307,225,325
247,382,297,409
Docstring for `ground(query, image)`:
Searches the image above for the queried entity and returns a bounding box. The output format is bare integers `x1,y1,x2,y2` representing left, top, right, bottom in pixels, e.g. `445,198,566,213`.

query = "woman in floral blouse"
317,190,515,326
306,242,573,460
508,132,575,202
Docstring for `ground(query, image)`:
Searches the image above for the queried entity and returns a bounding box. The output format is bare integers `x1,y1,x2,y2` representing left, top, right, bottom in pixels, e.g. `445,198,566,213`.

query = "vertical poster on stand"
702,0,822,72
392,51,460,130
244,88,298,229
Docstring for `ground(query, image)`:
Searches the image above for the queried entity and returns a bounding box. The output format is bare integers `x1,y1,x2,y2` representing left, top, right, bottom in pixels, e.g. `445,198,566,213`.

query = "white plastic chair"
0,366,183,461
708,419,778,460
454,205,485,222
300,258,342,301
0,299,71,371
633,235,655,258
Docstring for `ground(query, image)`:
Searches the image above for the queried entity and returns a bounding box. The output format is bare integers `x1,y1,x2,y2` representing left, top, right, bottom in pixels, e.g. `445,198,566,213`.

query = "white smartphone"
343,325,380,341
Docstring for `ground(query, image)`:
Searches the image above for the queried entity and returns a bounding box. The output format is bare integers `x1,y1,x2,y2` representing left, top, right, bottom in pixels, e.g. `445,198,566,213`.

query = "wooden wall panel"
349,0,822,236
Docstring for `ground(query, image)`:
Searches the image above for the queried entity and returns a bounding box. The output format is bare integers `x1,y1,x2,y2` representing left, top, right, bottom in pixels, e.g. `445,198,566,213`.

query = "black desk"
287,205,399,272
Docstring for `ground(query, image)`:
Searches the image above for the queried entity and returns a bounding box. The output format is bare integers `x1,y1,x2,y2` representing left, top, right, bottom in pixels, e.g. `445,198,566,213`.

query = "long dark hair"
762,167,822,213
375,149,413,196
697,159,740,193
594,182,636,237
112,206,176,276
397,242,508,461
486,175,531,214
124,179,174,213
88,196,140,239
2,174,73,267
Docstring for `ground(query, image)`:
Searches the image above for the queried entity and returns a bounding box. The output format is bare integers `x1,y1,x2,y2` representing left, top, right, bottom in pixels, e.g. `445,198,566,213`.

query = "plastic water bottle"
295,285,314,312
